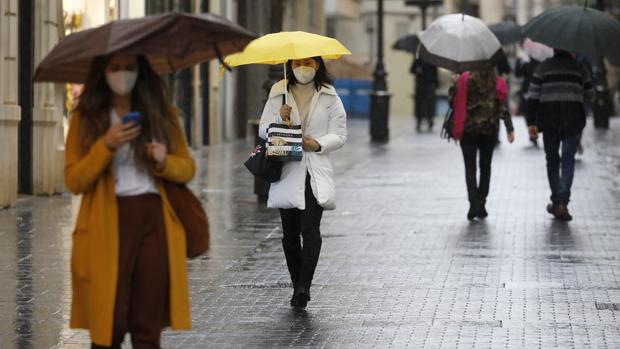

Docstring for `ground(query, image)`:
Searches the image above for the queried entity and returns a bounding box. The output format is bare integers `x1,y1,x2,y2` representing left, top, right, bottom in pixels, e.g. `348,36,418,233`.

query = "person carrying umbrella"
515,39,555,147
392,33,438,132
66,53,196,348
260,56,346,308
522,3,619,221
227,32,349,309
421,14,515,220
34,13,255,347
411,57,439,132
449,67,515,220
525,48,595,221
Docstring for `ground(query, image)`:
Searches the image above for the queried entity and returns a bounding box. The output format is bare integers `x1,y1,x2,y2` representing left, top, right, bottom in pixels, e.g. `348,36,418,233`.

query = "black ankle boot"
467,203,477,220
290,292,298,307
477,201,488,219
293,287,311,309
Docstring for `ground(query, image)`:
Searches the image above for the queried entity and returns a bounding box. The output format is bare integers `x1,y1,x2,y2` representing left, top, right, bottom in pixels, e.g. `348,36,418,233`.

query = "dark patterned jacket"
448,76,514,137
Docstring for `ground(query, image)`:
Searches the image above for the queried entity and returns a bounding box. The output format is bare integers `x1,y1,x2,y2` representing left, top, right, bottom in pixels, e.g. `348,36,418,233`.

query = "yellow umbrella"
225,31,351,65
223,31,351,102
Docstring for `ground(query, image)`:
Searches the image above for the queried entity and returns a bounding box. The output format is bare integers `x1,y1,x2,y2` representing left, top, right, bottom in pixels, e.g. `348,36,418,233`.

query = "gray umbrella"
489,21,522,45
419,14,502,72
392,34,420,54
522,4,620,58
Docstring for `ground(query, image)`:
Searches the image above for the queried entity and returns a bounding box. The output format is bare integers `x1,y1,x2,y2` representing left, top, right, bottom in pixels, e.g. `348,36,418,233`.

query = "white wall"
81,0,109,27
0,0,21,207
119,0,145,19
357,0,431,117
479,0,504,23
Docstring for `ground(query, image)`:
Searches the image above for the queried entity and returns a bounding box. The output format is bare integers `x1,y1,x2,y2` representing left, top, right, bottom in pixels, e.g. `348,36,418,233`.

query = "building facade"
326,0,445,117
0,0,65,208
0,0,329,207
0,0,20,207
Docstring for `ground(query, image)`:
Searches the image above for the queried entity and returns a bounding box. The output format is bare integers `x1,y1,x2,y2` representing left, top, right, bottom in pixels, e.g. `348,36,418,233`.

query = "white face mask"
105,70,138,96
293,66,317,85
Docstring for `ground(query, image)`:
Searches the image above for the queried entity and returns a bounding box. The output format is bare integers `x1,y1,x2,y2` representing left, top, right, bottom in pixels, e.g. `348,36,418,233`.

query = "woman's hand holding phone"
104,122,141,150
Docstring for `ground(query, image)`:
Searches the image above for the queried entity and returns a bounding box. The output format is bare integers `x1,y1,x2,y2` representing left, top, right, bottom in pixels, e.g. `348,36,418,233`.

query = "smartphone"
122,112,141,126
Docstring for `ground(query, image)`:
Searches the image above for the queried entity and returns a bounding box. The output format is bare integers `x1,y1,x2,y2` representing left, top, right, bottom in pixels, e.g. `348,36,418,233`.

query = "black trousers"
460,133,497,205
279,174,324,291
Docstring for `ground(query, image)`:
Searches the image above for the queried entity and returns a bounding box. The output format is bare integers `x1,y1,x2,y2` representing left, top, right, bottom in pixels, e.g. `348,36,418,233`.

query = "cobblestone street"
1,116,620,348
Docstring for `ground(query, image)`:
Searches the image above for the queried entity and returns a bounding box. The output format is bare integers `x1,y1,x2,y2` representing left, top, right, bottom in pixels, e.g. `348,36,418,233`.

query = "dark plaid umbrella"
489,20,522,45
522,4,620,59
34,12,256,83
392,34,421,54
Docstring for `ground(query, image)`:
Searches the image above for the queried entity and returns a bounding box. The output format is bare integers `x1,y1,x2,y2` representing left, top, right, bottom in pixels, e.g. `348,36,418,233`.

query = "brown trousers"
92,194,170,349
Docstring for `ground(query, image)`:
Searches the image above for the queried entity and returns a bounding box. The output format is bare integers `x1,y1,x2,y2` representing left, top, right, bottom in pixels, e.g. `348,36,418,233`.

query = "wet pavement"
1,116,620,348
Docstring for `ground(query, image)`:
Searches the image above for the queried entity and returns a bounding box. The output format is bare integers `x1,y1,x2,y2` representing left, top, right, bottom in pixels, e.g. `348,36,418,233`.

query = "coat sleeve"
499,100,514,133
315,96,347,155
64,113,116,195
581,64,595,104
259,96,281,140
525,64,543,127
153,112,196,184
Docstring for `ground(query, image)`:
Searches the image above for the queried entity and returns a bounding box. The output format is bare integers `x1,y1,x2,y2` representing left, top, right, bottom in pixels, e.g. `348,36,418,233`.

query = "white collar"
268,79,337,99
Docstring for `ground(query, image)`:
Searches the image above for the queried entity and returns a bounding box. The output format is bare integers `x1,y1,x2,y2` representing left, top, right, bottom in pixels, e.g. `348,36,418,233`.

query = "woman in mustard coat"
65,53,194,348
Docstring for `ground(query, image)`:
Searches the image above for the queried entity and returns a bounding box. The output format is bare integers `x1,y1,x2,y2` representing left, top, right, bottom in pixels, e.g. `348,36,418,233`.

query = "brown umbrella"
34,12,256,83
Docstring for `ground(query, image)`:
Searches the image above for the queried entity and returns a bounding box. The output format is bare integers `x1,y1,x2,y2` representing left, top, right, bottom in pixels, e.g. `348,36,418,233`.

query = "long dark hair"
75,54,177,170
470,67,497,95
285,56,333,91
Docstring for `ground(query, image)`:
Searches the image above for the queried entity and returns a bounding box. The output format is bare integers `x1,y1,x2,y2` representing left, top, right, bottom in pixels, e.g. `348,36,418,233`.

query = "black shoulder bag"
243,95,285,182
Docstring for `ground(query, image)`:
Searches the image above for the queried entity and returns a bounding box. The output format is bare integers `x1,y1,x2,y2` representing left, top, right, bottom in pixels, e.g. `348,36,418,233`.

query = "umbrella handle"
283,63,288,105
214,43,232,72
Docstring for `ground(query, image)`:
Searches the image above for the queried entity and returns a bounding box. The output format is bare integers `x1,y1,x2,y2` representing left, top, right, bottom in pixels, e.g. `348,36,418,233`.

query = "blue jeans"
543,132,579,206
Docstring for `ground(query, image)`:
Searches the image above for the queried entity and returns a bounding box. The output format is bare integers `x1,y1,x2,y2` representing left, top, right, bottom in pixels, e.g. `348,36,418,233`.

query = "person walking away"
259,57,347,309
515,55,541,146
449,67,515,220
411,58,439,132
526,49,594,221
65,53,195,348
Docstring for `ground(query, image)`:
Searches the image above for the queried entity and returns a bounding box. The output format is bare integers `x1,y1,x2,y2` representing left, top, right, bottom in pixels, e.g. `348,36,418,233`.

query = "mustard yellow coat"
65,112,195,346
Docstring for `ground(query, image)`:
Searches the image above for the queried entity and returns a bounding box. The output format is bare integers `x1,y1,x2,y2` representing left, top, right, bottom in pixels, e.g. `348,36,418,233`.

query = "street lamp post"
369,0,391,142
405,0,443,30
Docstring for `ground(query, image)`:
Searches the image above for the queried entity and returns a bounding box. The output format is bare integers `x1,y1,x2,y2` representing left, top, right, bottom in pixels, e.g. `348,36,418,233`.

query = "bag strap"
274,91,286,124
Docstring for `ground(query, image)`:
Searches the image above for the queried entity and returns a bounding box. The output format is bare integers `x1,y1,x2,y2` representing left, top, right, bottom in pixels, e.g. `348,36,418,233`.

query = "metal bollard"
370,91,392,142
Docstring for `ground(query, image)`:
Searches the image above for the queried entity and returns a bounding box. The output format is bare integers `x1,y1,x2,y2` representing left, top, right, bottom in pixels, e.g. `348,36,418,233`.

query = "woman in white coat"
259,57,347,308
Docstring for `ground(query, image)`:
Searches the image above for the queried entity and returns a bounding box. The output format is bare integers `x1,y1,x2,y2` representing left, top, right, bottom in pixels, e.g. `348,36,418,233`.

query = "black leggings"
460,133,496,205
279,174,323,290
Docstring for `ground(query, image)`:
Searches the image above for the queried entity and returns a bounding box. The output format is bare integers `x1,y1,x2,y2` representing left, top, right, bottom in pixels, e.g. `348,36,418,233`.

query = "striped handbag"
266,123,303,162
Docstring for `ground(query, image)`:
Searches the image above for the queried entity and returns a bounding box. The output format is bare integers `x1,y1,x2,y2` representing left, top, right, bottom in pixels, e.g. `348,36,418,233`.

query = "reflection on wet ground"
1,118,620,348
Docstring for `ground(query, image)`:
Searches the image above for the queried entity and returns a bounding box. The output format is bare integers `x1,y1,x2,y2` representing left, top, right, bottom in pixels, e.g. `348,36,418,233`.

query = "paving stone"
0,117,620,348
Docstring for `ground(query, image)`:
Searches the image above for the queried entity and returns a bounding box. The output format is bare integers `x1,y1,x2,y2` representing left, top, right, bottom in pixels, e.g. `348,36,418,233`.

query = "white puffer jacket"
259,80,347,210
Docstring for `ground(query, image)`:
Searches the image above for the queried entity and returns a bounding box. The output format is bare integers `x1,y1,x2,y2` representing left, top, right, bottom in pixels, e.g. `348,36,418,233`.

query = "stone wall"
32,0,64,195
0,0,21,207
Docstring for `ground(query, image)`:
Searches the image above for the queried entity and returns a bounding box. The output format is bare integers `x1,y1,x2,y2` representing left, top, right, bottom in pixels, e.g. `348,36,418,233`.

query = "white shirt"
111,110,159,196
292,82,316,130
